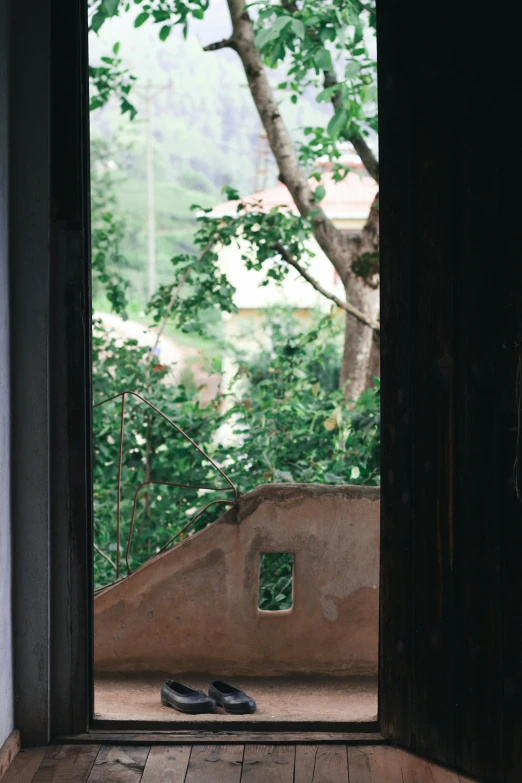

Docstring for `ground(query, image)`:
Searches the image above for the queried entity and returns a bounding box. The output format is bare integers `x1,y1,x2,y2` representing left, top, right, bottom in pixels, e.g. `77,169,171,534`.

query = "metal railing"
93,390,238,585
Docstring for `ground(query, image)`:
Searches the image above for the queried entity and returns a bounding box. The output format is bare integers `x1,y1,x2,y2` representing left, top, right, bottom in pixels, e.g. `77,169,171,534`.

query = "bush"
216,309,380,493
92,310,380,590
92,319,224,589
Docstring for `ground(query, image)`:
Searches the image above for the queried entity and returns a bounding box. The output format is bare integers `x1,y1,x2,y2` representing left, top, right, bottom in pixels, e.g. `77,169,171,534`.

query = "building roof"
210,150,378,221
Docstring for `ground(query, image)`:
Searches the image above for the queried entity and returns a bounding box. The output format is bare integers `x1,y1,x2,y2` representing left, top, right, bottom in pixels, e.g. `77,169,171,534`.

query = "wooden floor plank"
294,745,348,783
2,748,47,783
294,746,317,783
140,746,191,783
430,766,461,783
0,730,21,780
312,745,348,782
184,745,243,783
31,745,100,783
398,749,460,783
429,761,462,783
348,745,404,783
241,745,295,783
2,743,480,783
58,732,384,745
86,746,149,783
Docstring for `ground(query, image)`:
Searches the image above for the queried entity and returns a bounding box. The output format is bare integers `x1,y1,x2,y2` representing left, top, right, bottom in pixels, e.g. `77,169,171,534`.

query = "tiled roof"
210,159,378,221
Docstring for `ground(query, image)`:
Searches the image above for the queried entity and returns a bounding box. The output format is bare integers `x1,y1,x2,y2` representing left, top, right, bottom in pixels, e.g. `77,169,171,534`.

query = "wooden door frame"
9,0,522,779
10,0,93,744
377,2,522,782
20,0,382,742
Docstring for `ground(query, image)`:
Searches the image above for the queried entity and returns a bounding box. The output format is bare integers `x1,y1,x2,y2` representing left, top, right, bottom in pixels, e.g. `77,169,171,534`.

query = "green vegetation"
93,310,379,589
88,0,381,602
259,553,295,612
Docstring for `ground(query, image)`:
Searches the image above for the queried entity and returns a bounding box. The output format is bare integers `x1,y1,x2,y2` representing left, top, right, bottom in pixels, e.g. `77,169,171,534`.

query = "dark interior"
1,0,521,780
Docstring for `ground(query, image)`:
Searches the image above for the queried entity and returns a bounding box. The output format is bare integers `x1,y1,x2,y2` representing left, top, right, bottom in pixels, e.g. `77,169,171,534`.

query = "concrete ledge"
95,483,380,676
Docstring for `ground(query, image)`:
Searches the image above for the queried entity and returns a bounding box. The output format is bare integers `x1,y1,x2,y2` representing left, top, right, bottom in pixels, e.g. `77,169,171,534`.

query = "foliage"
88,0,379,354
89,1,381,600
91,138,131,314
89,41,137,119
254,1,378,136
218,308,380,492
88,0,210,40
146,188,318,333
258,552,294,611
92,310,379,590
87,0,378,178
92,317,225,589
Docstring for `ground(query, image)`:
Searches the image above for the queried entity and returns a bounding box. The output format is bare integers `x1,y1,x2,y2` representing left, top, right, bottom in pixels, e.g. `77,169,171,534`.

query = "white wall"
0,0,14,748
218,235,346,310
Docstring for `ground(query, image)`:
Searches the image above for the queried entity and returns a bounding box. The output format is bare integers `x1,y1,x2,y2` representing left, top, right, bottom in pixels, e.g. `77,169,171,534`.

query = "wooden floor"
3,744,480,782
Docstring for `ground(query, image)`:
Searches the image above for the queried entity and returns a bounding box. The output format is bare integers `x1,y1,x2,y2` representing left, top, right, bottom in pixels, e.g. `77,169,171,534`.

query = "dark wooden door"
9,0,522,774
377,2,522,781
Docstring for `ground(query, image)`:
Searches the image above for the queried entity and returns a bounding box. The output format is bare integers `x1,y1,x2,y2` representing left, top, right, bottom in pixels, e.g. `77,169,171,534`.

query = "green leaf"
91,11,106,33
152,9,170,21
320,26,336,43
121,97,137,120
291,18,305,39
272,15,292,32
134,11,149,27
313,185,325,202
267,41,285,67
345,61,361,78
112,42,120,55
159,24,171,41
102,0,119,15
254,27,279,49
316,84,341,103
314,48,332,71
327,108,349,140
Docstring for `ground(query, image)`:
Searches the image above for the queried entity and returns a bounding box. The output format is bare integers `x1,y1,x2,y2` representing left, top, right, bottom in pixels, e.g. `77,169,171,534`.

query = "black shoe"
208,680,257,714
161,680,217,714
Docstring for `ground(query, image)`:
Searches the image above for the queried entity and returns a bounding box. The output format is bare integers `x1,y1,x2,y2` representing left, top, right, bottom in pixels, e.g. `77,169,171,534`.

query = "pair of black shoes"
161,679,256,715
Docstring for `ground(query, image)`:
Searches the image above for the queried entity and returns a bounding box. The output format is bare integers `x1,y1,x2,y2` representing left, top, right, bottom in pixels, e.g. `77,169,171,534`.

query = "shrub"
92,310,380,590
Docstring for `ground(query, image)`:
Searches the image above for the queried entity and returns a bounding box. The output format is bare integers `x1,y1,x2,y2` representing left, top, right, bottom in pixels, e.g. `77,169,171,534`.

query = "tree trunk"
341,192,380,399
365,329,381,390
211,2,381,400
341,274,380,400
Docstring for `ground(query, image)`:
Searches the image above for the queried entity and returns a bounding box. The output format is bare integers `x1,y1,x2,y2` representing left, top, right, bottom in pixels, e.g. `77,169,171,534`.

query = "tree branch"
203,37,237,52
149,240,215,360
94,542,117,572
357,1,376,17
274,242,380,333
221,0,363,286
324,69,379,183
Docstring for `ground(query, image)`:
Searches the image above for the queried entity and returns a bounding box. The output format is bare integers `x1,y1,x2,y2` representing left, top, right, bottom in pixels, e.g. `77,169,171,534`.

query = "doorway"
87,0,381,728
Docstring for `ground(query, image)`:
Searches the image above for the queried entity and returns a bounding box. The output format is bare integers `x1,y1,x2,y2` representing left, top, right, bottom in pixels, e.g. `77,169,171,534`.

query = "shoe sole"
216,701,256,715
161,697,215,714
